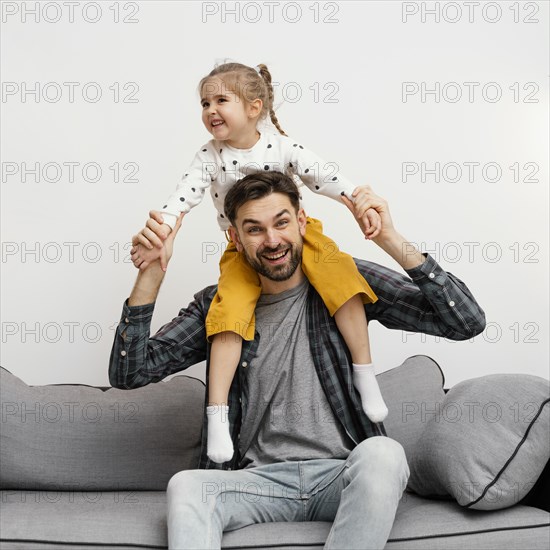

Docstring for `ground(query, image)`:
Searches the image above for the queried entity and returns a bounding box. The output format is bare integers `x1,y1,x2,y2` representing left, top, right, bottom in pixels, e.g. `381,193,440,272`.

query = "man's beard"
242,241,302,282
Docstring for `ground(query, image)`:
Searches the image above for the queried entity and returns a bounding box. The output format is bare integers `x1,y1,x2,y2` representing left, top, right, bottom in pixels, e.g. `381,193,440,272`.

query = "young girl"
132,62,389,464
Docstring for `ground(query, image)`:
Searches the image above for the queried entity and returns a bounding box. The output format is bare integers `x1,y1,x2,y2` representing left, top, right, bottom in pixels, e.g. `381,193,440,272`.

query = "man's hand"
342,185,425,270
130,243,164,272
130,212,184,272
342,186,395,244
363,208,382,240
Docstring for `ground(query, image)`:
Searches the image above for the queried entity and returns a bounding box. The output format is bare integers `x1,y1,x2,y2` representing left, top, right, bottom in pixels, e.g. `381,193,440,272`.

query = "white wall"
1,0,548,388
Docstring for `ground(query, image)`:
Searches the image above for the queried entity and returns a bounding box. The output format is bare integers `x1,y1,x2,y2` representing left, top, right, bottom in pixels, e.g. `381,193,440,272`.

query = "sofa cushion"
1,490,548,549
408,374,550,510
377,355,446,465
0,355,444,493
0,367,205,491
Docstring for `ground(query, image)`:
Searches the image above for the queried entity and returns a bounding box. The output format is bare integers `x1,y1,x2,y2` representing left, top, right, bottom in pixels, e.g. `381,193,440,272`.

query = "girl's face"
200,77,260,144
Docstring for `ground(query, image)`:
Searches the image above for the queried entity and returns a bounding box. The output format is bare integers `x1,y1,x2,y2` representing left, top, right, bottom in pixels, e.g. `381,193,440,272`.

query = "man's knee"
168,470,233,505
344,437,410,498
167,470,207,500
352,436,409,476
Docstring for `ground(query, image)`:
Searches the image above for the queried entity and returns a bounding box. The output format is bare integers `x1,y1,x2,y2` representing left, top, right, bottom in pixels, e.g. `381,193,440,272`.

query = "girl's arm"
283,138,381,238
283,137,357,204
159,143,215,230
130,143,215,271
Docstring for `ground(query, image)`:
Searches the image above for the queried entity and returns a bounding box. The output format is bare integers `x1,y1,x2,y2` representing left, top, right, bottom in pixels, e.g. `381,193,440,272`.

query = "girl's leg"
301,217,387,423
205,239,261,464
207,332,243,464
334,295,388,423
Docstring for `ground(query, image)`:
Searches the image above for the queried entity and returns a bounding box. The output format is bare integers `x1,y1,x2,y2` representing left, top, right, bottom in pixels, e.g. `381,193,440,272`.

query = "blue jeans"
166,436,410,549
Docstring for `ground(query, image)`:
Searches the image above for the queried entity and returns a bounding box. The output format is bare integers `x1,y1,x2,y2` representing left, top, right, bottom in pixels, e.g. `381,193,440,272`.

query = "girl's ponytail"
257,64,287,137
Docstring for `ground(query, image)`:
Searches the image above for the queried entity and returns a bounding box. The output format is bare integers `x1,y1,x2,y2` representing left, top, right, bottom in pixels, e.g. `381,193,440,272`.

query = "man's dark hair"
224,171,301,225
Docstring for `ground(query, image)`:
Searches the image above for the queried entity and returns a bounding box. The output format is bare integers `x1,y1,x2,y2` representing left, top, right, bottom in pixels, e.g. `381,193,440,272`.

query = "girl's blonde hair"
198,62,287,136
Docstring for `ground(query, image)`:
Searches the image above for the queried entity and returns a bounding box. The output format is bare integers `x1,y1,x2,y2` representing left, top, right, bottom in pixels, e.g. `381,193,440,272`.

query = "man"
109,172,485,549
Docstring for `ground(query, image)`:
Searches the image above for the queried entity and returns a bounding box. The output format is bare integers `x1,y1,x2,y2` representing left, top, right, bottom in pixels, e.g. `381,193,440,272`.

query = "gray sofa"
1,356,549,550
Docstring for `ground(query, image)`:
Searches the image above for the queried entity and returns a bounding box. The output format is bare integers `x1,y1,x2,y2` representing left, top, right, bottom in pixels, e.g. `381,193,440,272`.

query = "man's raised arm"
109,214,209,389
343,187,486,340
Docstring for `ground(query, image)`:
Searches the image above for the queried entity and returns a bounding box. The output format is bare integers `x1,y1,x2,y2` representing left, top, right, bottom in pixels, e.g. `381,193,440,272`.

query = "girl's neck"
226,130,261,150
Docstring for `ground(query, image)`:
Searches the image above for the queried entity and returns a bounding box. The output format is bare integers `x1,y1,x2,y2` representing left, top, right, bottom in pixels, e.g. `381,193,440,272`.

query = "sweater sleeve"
283,137,357,204
356,255,487,340
160,143,215,229
108,286,215,389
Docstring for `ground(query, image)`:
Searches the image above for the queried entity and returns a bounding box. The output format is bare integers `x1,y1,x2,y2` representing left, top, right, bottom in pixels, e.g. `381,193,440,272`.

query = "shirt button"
124,317,130,323
449,301,455,307
120,350,127,357
428,273,435,279
241,361,248,368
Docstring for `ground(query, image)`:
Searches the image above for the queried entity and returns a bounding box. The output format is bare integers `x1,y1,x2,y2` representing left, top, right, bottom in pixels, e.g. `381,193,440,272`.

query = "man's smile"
261,248,290,265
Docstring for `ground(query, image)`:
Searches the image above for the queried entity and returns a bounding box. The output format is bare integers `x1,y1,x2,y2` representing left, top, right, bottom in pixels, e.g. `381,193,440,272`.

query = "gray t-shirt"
238,278,355,470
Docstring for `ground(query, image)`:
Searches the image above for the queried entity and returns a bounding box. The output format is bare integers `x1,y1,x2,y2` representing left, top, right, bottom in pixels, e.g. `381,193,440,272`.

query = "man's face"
229,193,307,282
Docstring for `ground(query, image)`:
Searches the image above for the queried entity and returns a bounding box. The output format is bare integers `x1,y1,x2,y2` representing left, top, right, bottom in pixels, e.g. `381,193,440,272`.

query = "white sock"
206,405,234,464
352,363,388,423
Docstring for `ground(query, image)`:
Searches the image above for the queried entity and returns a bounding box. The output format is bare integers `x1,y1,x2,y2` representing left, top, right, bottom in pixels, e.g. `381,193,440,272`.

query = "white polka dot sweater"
160,131,357,231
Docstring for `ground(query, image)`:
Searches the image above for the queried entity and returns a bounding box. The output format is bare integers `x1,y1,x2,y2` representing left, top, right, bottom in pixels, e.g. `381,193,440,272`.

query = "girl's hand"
350,187,374,220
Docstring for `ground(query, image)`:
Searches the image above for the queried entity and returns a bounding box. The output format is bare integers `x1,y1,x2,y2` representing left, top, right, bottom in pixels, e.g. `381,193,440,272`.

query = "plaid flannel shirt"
109,254,486,470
